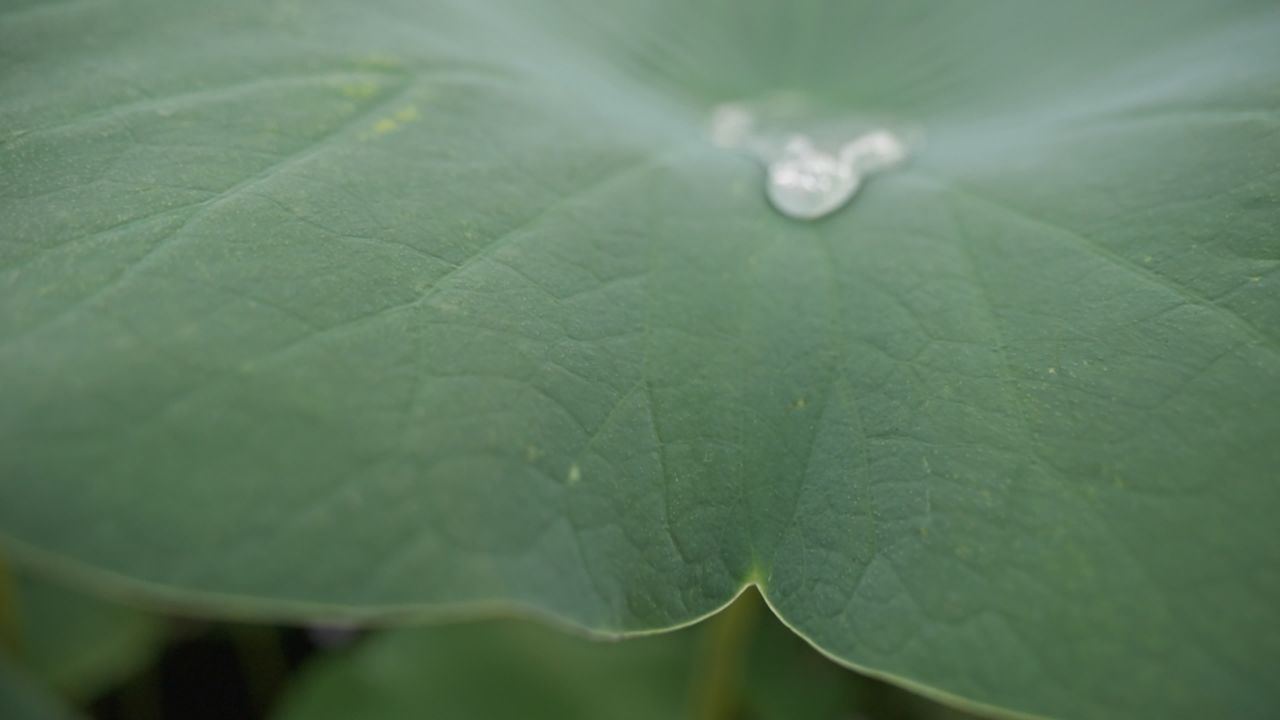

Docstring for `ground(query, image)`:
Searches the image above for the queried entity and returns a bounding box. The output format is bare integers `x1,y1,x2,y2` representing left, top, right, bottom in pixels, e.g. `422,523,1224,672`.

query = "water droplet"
767,135,861,221
709,102,909,221
767,131,905,220
840,130,907,175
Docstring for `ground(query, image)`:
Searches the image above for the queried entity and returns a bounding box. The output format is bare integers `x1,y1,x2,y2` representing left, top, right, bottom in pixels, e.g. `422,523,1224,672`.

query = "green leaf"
2,1,1278,717
12,575,165,704
273,591,968,720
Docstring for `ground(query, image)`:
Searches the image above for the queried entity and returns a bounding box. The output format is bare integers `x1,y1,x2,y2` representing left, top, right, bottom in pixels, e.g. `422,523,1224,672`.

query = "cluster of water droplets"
710,102,908,221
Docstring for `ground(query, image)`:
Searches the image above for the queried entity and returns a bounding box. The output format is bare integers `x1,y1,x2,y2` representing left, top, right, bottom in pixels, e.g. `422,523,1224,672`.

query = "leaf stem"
0,551,22,656
691,588,763,720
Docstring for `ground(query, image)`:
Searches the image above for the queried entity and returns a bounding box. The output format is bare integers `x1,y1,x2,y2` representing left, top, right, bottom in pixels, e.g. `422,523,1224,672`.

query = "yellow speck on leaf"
355,54,402,71
567,463,582,485
340,80,380,100
363,105,420,140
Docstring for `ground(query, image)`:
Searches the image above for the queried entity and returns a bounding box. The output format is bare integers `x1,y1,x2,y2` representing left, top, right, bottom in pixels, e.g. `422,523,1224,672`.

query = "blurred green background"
1,558,983,720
